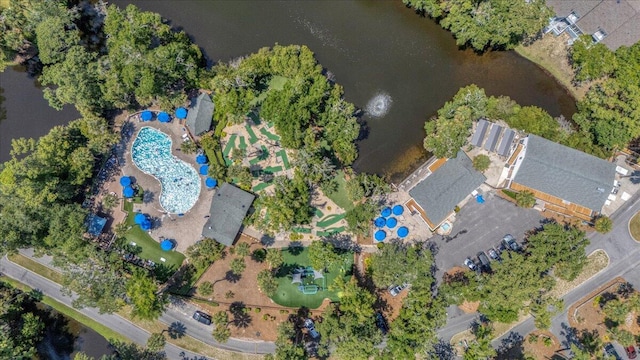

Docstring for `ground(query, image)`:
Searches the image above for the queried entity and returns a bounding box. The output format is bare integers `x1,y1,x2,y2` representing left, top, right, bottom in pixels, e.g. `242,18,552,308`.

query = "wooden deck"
405,198,438,230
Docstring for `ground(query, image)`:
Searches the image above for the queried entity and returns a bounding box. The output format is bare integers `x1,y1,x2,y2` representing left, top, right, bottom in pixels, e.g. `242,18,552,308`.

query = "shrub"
472,154,491,172
263,314,269,321
279,309,289,314
198,281,214,296
255,308,261,313
252,248,267,262
515,190,536,208
594,216,613,234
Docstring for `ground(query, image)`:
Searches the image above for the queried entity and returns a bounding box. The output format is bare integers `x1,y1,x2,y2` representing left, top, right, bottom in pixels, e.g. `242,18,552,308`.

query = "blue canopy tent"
140,220,152,231
86,214,107,237
392,205,404,216
381,207,392,218
196,154,208,164
157,112,170,122
199,165,209,176
119,176,131,187
123,186,135,198
175,107,187,119
397,226,409,238
476,195,485,204
140,111,153,121
374,230,386,242
205,177,217,188
160,239,174,251
134,213,147,225
374,217,386,227
386,217,397,229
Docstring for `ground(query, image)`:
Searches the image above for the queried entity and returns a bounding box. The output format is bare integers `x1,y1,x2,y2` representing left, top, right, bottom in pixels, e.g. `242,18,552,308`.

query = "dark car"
193,310,212,325
477,251,491,272
304,318,320,339
604,343,621,360
502,234,522,252
626,345,637,359
375,312,389,335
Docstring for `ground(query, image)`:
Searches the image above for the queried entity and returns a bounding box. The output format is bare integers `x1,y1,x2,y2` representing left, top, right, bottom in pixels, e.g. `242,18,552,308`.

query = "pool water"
131,127,200,214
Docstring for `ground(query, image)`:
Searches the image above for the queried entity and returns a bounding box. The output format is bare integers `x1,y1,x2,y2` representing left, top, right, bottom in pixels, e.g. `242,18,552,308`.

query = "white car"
464,258,478,271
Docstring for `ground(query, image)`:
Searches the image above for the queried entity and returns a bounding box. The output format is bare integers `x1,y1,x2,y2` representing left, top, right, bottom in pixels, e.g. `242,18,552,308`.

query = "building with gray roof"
202,183,255,246
409,151,486,229
546,0,640,50
186,93,214,136
509,135,616,217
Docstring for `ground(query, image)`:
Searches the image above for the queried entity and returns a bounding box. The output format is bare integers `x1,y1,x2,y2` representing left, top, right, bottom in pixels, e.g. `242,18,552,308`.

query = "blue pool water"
131,127,200,214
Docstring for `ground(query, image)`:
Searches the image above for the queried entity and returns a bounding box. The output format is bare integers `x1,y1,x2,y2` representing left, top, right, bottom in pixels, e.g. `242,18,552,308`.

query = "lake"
0,0,576,181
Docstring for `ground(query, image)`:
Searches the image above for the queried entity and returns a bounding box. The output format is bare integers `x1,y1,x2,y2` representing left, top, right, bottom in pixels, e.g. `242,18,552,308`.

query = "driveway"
432,191,543,279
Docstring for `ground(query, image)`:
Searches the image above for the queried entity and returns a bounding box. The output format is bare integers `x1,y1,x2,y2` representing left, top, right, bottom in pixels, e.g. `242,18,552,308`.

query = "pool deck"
118,116,215,253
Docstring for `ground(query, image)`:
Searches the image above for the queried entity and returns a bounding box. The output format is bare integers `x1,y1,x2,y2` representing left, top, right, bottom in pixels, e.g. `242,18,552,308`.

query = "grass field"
8,253,64,284
122,202,185,273
324,170,353,211
631,212,640,242
271,247,353,309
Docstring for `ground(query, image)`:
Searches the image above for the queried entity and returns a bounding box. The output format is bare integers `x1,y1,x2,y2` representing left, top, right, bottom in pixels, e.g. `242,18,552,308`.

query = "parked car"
389,285,403,297
193,310,212,325
375,312,389,335
464,258,478,271
487,248,501,262
477,251,491,272
304,318,320,339
604,343,621,360
626,345,637,359
502,234,522,252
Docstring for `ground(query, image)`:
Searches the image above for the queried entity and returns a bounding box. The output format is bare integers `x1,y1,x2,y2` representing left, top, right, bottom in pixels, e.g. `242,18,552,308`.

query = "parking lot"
431,191,543,280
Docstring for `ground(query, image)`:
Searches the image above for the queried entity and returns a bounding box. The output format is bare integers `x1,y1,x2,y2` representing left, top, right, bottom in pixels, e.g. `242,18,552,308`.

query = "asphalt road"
0,255,275,359
436,192,640,357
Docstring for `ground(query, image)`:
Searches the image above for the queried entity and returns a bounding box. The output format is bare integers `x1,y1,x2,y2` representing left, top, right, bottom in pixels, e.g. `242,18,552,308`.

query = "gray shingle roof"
513,135,616,212
409,151,486,227
202,183,255,246
186,93,214,136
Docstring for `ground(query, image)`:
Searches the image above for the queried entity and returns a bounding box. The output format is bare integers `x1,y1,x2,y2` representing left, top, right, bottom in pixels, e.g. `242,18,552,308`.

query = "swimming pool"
131,127,200,214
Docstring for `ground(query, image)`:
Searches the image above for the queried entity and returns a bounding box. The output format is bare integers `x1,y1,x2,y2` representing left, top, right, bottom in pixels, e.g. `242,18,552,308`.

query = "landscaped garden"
271,247,353,309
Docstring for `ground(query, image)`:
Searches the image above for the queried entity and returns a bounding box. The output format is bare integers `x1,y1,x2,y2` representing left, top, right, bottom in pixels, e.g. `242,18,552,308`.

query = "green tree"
252,172,313,233
345,200,376,236
369,241,433,289
515,190,536,208
186,238,225,271
594,216,613,234
212,325,231,343
308,241,341,271
571,35,618,82
235,242,251,257
146,333,166,352
126,269,165,320
464,323,496,360
273,322,306,360
266,248,284,270
527,222,589,281
102,193,118,211
610,328,635,347
230,258,246,276
602,299,630,326
198,281,214,296
34,13,79,65
507,105,561,141
180,140,197,154
257,270,278,297
472,154,491,172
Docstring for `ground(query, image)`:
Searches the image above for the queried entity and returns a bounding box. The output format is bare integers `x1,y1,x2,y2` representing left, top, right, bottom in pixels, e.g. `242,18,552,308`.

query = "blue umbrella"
123,186,134,198
140,111,153,121
199,165,209,176
397,226,409,238
476,195,485,204
160,239,173,251
175,107,187,119
157,112,170,122
196,154,208,164
386,217,397,229
140,220,152,231
392,205,404,216
205,177,217,188
119,176,131,187
381,207,392,218
134,213,147,225
374,230,386,242
374,217,386,227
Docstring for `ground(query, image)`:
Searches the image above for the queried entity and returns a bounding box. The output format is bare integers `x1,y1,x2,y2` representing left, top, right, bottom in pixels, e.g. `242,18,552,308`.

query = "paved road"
437,192,640,357
0,255,276,358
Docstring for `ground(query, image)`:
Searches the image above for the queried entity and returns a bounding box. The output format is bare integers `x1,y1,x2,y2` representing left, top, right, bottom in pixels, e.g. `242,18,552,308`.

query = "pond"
0,0,576,181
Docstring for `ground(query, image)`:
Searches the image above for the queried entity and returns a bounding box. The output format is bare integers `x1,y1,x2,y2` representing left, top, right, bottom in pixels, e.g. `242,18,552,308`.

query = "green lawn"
8,254,64,284
325,170,354,211
317,213,346,228
271,247,353,309
630,211,640,242
122,203,185,278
